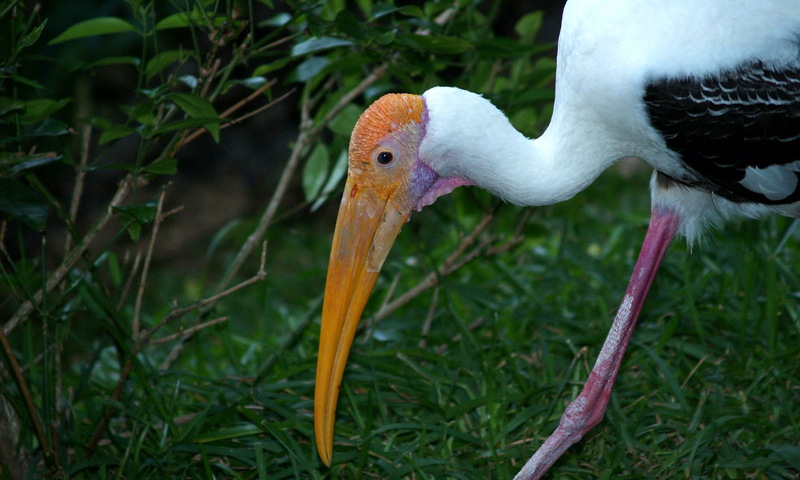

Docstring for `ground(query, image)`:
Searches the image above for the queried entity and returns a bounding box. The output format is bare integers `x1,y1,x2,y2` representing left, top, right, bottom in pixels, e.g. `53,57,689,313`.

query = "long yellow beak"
314,175,409,466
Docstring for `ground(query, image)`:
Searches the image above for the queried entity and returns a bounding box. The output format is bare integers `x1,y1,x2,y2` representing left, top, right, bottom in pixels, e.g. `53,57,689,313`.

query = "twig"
147,242,267,342
116,251,142,312
486,208,533,256
363,213,496,326
418,287,440,348
360,208,530,330
221,87,295,128
219,79,277,119
149,316,229,345
64,81,92,257
132,189,168,340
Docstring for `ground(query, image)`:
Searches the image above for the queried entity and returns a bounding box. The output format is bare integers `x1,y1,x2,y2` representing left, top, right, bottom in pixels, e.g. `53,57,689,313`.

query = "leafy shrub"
1,1,554,478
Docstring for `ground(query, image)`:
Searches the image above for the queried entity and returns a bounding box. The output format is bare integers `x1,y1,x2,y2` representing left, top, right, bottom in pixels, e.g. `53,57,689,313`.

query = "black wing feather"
645,61,800,204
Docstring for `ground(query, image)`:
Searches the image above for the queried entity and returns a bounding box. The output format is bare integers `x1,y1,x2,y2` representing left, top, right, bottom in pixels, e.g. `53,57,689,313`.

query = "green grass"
4,2,800,478
80,164,796,480
7,163,799,480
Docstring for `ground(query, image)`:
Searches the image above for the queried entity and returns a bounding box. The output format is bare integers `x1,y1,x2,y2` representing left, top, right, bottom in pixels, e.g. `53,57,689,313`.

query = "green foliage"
2,1,796,480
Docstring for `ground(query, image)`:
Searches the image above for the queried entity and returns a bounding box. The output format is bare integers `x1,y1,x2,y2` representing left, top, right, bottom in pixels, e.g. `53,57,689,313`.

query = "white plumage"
419,0,800,243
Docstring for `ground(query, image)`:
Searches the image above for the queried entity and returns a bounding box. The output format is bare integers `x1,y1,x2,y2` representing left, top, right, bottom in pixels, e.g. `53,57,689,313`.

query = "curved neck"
420,87,621,206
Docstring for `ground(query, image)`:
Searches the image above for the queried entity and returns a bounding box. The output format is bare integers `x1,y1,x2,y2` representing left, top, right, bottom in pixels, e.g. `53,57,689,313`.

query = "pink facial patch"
415,176,474,211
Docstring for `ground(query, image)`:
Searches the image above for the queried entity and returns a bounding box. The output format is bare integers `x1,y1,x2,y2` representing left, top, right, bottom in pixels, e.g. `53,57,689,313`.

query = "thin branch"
218,79,277,119
64,122,91,258
418,287,440,349
116,251,142,312
153,241,267,370
149,316,228,345
360,209,529,329
146,242,267,343
132,189,168,340
221,88,295,128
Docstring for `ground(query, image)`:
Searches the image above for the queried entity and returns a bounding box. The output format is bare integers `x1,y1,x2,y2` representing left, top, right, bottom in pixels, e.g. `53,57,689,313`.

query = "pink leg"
514,207,682,480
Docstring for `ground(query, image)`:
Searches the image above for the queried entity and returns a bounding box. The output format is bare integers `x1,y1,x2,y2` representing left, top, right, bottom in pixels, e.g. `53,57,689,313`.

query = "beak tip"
319,452,331,468
316,432,333,466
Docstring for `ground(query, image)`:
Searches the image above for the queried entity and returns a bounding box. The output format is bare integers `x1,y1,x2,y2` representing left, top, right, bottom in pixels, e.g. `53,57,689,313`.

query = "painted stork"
314,0,800,478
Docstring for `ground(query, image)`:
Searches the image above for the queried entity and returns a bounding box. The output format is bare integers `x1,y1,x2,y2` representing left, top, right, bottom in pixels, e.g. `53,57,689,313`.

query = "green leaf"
49,17,136,45
156,10,227,30
328,103,362,137
334,10,363,40
291,36,353,56
122,99,156,127
374,30,396,46
302,143,329,202
114,204,157,224
5,74,45,90
253,57,293,77
178,75,199,89
155,11,203,30
126,222,142,241
106,252,122,286
88,56,141,68
90,162,136,173
143,157,177,175
371,3,402,19
29,119,70,137
0,97,25,117
99,125,137,145
9,153,63,176
147,117,220,139
310,150,347,212
775,445,800,471
372,4,425,19
2,119,72,144
515,11,544,44
258,12,291,27
221,76,268,94
168,93,217,121
166,93,220,142
0,178,48,230
408,35,472,55
113,203,157,241
397,5,425,18
20,20,48,49
145,49,188,80
19,99,71,125
293,57,328,82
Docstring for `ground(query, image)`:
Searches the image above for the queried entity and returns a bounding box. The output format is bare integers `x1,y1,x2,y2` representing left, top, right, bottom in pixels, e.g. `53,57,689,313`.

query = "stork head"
314,93,471,465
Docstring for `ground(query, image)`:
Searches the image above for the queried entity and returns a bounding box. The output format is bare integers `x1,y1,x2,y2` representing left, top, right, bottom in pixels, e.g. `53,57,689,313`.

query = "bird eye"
376,151,394,166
